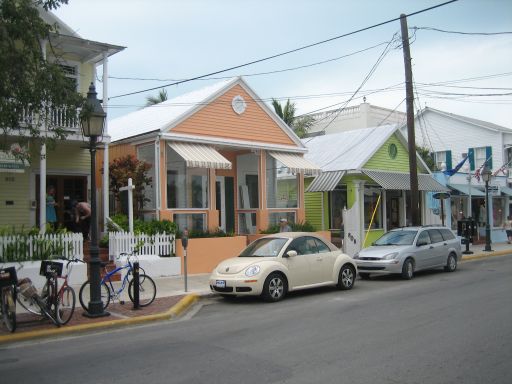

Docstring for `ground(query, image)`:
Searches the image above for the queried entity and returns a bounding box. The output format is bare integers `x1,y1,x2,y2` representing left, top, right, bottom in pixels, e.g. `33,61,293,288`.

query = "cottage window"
166,146,208,209
475,147,487,170
266,153,298,209
268,211,296,226
173,213,206,232
137,144,155,210
364,186,383,229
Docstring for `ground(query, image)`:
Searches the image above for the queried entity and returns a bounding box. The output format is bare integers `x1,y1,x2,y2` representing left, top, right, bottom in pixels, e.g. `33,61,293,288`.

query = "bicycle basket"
0,267,17,288
18,278,37,299
39,260,63,277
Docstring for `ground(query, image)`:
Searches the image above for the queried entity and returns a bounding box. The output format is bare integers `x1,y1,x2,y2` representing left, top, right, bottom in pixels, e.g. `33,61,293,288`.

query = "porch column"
39,39,48,233
207,168,219,230
102,52,109,230
296,173,306,223
257,150,268,232
382,189,387,232
400,190,407,226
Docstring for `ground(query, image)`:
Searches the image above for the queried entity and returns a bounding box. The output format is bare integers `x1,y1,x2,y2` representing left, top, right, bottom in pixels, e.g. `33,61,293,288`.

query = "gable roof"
414,107,512,133
304,125,398,172
304,124,430,173
109,77,304,148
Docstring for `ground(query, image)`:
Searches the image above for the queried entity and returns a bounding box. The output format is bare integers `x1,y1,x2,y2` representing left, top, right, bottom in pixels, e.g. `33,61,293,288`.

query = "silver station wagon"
353,226,462,280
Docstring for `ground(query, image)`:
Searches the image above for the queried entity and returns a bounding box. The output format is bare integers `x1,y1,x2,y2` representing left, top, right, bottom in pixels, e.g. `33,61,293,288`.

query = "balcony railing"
19,106,82,131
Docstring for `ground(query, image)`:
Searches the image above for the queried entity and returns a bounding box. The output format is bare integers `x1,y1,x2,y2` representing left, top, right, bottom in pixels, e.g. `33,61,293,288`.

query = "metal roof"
362,170,448,192
303,125,399,172
447,183,485,197
306,171,345,192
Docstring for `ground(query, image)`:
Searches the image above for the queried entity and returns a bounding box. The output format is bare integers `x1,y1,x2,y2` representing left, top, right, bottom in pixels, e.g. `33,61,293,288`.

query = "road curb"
0,293,200,345
461,249,511,262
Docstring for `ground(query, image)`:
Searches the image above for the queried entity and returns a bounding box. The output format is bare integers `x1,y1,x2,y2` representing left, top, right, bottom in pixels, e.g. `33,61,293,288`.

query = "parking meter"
182,229,189,292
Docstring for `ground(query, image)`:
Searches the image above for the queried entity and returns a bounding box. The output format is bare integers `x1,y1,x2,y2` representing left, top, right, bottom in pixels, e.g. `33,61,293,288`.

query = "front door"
36,175,87,230
215,176,234,233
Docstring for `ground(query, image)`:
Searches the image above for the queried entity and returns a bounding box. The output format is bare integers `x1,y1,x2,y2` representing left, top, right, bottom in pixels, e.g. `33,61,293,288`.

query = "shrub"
260,221,316,234
176,228,234,239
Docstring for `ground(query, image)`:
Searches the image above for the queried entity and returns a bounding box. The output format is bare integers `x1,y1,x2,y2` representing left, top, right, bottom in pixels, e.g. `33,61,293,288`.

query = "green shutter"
486,146,493,169
446,150,452,171
468,148,475,171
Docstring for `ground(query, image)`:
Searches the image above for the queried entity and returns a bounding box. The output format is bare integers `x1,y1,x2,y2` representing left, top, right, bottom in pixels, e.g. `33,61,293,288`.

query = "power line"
109,42,390,82
411,26,512,35
109,0,459,100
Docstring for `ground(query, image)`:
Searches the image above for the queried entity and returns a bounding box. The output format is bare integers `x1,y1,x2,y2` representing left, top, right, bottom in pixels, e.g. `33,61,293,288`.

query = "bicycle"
0,266,18,332
16,261,61,327
40,257,83,325
79,252,156,311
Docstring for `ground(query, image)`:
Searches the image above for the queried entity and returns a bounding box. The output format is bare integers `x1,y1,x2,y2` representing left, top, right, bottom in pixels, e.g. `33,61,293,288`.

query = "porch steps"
82,242,121,282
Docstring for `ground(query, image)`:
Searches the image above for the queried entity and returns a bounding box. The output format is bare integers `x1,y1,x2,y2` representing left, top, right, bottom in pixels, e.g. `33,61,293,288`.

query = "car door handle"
316,257,323,261
429,246,434,249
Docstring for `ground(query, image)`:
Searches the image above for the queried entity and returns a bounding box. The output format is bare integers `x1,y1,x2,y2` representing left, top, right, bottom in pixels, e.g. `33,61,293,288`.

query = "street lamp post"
481,165,493,252
81,83,109,317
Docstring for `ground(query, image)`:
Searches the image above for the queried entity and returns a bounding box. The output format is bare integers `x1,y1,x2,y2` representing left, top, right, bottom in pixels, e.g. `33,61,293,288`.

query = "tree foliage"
109,155,153,218
416,146,437,171
145,89,168,106
0,0,83,160
271,98,315,138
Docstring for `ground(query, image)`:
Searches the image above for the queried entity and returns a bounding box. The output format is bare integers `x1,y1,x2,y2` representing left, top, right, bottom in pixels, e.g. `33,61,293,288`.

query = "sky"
53,0,512,128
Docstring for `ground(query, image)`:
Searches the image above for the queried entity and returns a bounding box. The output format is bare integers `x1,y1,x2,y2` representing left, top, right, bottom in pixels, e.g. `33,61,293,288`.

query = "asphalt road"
1,256,511,384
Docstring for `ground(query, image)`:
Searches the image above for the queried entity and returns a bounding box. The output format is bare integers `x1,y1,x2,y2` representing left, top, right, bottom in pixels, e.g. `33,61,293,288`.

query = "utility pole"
400,13,420,226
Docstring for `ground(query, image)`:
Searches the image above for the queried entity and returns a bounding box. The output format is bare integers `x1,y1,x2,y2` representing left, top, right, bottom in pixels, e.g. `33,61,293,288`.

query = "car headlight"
353,252,360,259
383,252,399,260
245,265,261,277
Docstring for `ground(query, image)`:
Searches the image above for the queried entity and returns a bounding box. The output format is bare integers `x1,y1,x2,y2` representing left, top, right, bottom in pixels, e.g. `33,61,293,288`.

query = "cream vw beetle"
209,232,357,302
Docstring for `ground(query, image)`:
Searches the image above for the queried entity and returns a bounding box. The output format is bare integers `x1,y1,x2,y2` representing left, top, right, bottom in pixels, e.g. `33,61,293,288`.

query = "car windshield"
374,230,418,246
239,238,288,257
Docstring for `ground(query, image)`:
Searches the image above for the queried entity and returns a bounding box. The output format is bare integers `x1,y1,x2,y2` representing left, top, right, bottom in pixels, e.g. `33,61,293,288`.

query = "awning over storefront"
447,183,485,197
168,142,231,169
500,186,512,196
269,152,321,175
362,169,448,191
306,171,345,192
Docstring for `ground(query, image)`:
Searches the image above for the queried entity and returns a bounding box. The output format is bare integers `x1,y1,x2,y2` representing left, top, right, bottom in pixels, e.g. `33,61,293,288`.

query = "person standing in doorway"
74,201,91,240
503,216,512,244
46,185,58,230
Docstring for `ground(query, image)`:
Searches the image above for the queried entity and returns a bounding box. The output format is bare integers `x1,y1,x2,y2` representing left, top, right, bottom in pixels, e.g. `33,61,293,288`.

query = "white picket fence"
109,232,175,258
0,233,84,261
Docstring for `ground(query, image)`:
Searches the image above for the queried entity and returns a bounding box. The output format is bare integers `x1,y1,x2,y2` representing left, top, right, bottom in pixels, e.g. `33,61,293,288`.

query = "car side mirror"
417,241,427,247
285,250,298,258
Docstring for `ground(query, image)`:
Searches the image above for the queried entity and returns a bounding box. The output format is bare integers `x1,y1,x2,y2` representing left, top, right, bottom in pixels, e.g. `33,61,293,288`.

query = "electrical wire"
109,0,459,100
411,26,512,35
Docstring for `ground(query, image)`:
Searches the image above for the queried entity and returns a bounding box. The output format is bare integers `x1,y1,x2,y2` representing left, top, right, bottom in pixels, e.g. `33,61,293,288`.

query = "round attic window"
232,95,247,115
388,143,398,159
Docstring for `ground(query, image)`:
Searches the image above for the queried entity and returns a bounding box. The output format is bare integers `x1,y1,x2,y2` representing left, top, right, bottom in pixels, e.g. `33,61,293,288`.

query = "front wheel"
262,273,287,302
2,287,17,333
337,264,356,290
79,281,110,311
128,274,156,307
444,253,458,272
57,286,76,325
401,258,414,280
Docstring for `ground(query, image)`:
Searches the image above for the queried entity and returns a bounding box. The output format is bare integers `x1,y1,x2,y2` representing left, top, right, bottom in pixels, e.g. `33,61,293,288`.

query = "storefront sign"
488,185,500,196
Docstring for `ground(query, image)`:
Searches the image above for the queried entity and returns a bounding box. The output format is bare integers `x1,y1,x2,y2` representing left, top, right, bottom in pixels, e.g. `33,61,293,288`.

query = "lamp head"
81,83,106,138
482,165,492,183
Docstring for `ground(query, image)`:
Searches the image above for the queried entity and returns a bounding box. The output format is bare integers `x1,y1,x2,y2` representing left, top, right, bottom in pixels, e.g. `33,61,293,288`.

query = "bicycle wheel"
34,293,59,327
43,280,60,327
2,286,16,333
56,286,76,325
128,274,156,307
79,280,110,311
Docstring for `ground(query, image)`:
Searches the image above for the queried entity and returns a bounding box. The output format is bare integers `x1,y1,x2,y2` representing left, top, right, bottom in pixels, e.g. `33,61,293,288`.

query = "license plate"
215,280,226,288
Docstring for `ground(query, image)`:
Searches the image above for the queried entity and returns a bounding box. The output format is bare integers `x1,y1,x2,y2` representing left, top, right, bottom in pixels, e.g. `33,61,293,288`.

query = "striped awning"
448,183,485,197
269,152,321,175
168,142,231,169
362,169,448,192
500,186,512,196
306,171,345,192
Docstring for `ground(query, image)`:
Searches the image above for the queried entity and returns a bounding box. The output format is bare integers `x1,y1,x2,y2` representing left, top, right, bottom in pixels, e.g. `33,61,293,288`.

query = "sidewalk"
1,242,511,343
